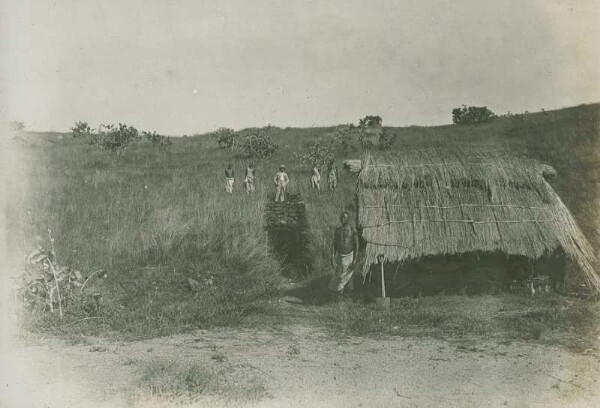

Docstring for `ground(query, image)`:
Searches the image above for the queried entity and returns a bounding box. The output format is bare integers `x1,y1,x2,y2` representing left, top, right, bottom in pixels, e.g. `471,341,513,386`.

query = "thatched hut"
357,150,600,295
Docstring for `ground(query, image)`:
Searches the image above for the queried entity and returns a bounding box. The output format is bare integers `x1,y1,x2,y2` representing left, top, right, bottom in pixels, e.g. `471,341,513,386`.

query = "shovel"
375,254,390,310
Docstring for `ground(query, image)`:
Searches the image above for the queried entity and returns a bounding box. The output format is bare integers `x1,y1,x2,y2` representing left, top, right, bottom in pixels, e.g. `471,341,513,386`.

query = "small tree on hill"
99,123,140,156
293,141,335,168
358,115,382,128
357,115,382,149
215,127,236,150
452,105,496,125
324,124,371,154
71,121,92,138
143,130,172,146
241,131,277,158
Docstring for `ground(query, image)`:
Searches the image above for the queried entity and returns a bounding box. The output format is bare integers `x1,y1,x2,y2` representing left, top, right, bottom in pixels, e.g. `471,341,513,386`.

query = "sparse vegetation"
293,141,335,167
356,115,383,149
215,127,236,150
70,121,174,153
71,121,93,139
137,359,266,402
143,130,172,146
358,115,382,128
452,105,496,125
241,130,278,158
17,232,107,318
321,294,599,352
98,123,140,155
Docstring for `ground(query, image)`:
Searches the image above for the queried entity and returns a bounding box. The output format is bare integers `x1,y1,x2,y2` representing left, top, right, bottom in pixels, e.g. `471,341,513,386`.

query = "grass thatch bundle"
343,159,362,173
357,150,600,293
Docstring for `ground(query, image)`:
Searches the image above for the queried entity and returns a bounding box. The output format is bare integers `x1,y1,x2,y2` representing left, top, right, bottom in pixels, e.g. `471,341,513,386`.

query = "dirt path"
2,324,599,408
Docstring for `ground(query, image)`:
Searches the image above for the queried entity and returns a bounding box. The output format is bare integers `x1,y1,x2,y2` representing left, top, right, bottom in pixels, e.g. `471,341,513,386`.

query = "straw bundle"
357,150,600,293
343,159,362,173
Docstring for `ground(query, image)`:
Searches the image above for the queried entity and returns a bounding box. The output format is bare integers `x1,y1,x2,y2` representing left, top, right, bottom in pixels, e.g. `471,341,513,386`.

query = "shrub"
357,115,383,149
357,128,375,149
241,131,277,158
137,359,266,401
325,122,378,154
452,105,496,125
293,141,335,167
87,132,104,146
327,127,353,154
71,121,92,138
358,115,382,128
215,127,236,150
143,131,172,146
379,129,395,149
296,122,381,157
17,233,107,319
99,123,140,155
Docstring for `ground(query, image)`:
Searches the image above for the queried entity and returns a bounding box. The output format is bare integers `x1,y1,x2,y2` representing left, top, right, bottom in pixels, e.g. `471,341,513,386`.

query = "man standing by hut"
329,211,359,298
244,161,256,193
274,164,289,202
225,163,235,194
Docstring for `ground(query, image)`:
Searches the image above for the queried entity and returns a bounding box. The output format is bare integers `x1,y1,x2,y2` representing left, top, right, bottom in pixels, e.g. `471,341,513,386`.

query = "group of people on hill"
224,162,258,194
224,162,288,199
224,161,338,201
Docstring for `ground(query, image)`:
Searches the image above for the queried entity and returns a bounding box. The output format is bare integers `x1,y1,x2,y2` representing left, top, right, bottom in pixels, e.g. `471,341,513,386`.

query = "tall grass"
8,103,600,337
10,133,360,336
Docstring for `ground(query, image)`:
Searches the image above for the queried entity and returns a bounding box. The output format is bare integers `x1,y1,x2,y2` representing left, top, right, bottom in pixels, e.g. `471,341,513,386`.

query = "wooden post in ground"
375,254,390,310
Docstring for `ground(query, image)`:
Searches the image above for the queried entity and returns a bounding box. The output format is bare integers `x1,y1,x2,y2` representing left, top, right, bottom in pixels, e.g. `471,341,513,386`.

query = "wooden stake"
380,259,386,298
47,259,63,318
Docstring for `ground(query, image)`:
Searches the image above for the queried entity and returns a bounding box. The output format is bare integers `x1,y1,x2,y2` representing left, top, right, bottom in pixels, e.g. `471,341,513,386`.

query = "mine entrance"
265,194,312,277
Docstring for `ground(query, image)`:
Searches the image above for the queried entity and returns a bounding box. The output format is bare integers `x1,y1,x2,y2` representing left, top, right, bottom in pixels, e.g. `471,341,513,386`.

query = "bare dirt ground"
2,322,600,408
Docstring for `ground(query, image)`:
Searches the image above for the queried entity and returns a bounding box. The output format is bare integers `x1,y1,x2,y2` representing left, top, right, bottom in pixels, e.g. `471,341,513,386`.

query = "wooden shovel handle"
380,261,386,298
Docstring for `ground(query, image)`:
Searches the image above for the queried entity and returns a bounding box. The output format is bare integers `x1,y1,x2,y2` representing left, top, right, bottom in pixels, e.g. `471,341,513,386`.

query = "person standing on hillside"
274,164,289,202
327,160,338,191
329,211,359,299
311,165,321,191
244,162,256,193
225,163,235,194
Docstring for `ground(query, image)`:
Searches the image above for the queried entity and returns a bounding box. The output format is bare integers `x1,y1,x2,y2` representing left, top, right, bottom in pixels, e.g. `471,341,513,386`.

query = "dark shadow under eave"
360,250,566,298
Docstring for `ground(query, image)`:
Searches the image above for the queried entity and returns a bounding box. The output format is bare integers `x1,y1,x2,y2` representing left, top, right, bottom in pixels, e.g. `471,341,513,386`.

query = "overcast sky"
1,0,599,134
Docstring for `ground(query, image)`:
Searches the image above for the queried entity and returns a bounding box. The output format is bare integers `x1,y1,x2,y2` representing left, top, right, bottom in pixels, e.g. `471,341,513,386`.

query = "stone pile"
264,195,312,274
265,200,307,227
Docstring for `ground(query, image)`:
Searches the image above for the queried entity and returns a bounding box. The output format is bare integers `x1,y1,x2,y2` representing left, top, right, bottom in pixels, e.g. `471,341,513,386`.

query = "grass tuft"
137,359,266,403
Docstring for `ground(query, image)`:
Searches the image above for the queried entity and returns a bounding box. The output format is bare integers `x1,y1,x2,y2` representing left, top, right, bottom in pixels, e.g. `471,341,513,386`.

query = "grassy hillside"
8,103,599,338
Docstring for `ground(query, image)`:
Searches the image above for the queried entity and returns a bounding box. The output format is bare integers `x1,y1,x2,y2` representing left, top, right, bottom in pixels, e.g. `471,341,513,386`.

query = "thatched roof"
357,150,600,292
